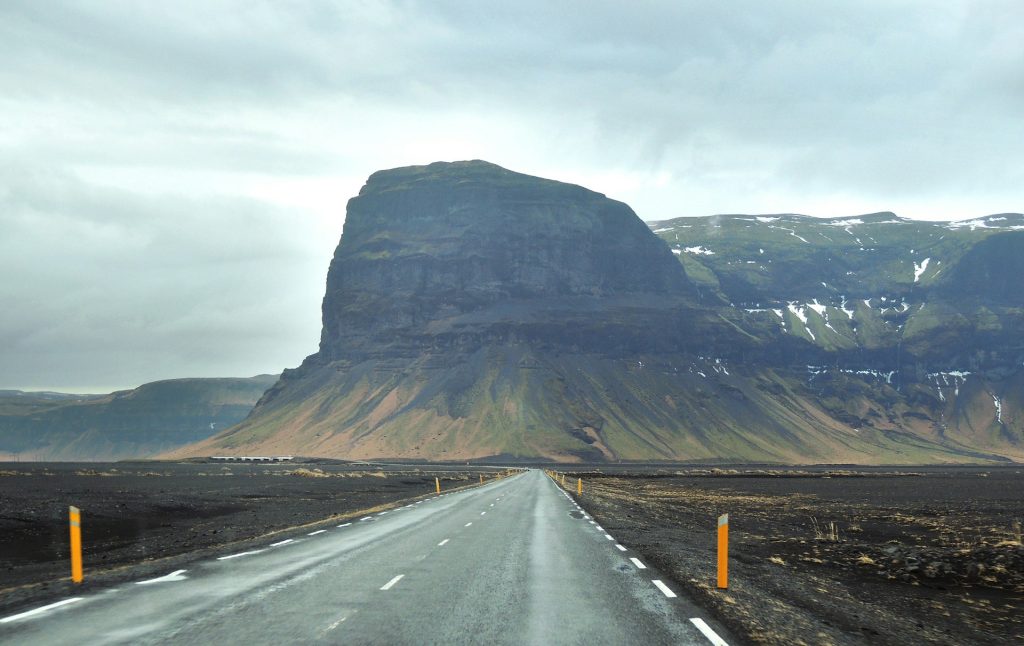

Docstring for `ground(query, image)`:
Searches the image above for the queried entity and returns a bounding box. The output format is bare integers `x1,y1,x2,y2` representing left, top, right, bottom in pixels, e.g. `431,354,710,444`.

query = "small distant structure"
211,455,294,462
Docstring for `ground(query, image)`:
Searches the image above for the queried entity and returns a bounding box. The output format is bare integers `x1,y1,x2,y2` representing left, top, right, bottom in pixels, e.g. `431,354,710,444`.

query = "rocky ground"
556,465,1023,645
0,460,504,614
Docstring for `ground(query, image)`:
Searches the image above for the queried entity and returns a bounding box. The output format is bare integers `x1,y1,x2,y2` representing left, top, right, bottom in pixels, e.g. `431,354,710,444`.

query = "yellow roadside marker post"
480,474,483,484
561,473,566,487
577,477,582,496
717,513,729,589
69,506,83,584
435,477,441,494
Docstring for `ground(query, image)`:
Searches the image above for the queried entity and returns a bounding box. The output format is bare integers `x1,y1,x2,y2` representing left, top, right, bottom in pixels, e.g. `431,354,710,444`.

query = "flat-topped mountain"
0,376,276,461
317,160,697,363
177,163,1024,463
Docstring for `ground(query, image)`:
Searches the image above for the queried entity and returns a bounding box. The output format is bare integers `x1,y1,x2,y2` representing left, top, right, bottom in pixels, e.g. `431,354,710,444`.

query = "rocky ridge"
0,376,277,460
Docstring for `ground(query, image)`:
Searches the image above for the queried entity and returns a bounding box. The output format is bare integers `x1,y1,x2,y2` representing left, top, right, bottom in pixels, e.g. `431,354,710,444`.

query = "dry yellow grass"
289,468,329,478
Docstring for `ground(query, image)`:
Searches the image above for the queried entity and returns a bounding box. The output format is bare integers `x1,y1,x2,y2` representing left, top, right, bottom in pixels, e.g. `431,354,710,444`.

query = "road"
1,469,732,645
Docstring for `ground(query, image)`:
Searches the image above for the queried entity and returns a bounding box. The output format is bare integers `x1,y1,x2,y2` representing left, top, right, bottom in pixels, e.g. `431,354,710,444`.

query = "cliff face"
316,160,697,362
179,163,1024,464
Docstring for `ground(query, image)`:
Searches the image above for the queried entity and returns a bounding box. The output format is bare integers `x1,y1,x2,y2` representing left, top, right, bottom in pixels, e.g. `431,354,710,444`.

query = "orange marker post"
577,477,582,496
69,506,83,584
717,513,728,589
435,477,441,494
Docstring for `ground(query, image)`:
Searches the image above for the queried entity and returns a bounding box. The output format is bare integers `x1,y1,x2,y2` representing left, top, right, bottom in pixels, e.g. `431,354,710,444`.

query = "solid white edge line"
629,557,647,569
135,569,188,585
0,598,83,623
690,617,730,646
217,549,265,560
604,534,614,540
438,539,449,546
308,530,326,536
270,539,294,547
652,579,677,598
615,544,627,551
380,574,404,590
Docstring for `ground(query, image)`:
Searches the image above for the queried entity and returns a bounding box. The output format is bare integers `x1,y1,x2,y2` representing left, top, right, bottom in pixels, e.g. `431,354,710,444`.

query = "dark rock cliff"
315,160,698,363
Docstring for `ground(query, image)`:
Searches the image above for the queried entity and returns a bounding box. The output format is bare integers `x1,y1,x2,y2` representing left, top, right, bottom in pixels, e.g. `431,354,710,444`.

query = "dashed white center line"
217,549,265,560
438,539,450,546
480,511,486,515
465,522,473,527
615,544,627,552
378,511,388,516
690,618,730,646
652,579,677,598
629,557,647,569
489,503,494,507
270,539,294,547
0,598,83,623
308,530,326,536
337,522,352,528
136,569,188,585
360,516,374,521
380,574,405,590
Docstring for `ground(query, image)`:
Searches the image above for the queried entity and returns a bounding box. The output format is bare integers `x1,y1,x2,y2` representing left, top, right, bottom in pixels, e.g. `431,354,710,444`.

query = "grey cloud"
0,0,1021,390
1,158,331,390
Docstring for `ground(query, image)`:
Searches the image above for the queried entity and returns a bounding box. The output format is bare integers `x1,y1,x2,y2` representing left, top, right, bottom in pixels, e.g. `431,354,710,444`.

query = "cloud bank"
1,1,1020,389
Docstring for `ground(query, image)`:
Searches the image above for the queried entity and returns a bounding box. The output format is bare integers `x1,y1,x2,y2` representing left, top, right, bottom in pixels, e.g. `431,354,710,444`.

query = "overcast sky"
2,1,1021,392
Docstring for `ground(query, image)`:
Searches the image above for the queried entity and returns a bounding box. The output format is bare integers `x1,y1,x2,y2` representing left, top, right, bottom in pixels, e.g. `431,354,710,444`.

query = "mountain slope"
0,375,277,460
649,212,1024,461
176,162,1023,463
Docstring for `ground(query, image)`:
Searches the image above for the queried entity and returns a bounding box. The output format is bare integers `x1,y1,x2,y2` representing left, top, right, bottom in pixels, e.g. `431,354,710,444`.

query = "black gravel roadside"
556,468,1024,646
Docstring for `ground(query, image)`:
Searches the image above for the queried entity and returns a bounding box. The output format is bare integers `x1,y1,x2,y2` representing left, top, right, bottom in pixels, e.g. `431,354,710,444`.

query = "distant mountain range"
0,375,277,461
170,162,1024,464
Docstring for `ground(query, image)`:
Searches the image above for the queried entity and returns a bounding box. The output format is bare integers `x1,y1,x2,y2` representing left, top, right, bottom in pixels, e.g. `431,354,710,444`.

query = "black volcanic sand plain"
554,465,1023,645
0,461,506,613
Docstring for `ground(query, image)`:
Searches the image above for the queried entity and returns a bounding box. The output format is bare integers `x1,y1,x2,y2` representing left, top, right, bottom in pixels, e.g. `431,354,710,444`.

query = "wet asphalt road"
0,469,732,645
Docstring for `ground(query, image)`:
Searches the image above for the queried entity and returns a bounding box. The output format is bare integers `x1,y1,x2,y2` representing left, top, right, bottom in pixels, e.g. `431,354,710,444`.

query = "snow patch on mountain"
683,246,715,256
913,258,930,283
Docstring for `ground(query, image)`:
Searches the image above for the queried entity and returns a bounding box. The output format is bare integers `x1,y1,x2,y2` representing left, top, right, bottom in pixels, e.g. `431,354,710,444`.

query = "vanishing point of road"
1,469,733,645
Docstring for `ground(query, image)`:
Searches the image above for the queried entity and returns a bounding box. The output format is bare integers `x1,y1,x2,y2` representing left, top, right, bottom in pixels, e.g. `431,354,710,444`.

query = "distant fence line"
210,456,294,462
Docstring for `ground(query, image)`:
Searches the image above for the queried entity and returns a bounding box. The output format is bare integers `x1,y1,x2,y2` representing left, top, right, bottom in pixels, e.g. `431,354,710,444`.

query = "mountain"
175,162,1024,463
0,375,277,461
647,212,1024,462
